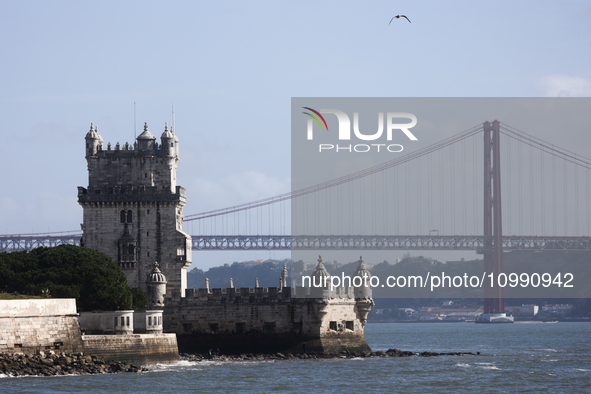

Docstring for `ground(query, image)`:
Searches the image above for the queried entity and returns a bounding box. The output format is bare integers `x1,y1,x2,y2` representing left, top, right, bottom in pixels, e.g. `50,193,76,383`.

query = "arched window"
127,210,132,223
120,210,126,223
128,244,135,255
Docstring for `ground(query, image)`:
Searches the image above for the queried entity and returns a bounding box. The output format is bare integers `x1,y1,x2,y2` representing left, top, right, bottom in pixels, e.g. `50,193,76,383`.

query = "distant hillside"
186,252,591,317
187,259,291,289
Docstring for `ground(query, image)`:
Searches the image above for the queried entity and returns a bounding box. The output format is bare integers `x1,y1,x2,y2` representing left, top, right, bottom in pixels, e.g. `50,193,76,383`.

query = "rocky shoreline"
0,352,146,377
180,348,481,362
1,348,481,377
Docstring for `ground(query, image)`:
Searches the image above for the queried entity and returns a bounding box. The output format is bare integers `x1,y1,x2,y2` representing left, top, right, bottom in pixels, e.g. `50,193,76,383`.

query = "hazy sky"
1,1,590,269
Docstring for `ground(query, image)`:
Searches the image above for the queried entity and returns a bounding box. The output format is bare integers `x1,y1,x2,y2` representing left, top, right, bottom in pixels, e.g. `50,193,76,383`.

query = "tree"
0,245,136,311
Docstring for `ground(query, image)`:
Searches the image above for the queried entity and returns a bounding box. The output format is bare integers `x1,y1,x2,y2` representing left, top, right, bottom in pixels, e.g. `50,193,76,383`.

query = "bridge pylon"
479,120,513,323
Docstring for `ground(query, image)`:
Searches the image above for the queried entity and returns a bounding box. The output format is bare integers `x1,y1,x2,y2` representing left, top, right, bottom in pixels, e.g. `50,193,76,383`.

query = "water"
2,322,591,393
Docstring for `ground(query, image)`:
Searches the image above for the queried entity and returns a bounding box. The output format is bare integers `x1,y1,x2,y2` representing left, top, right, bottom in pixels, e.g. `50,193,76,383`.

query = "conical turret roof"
147,262,167,284
161,123,174,139
137,122,156,140
353,256,371,279
85,123,103,141
312,255,331,279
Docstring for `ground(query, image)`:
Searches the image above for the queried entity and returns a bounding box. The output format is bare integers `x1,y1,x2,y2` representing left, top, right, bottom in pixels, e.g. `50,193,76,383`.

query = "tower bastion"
78,121,373,355
164,257,374,355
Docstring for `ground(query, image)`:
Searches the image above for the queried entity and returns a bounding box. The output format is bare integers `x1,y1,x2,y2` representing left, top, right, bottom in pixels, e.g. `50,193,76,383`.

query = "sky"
1,1,590,270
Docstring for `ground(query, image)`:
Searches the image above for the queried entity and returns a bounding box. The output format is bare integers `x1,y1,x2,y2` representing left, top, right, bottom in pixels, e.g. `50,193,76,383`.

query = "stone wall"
133,311,163,334
0,299,178,366
0,299,83,355
82,334,178,366
164,287,372,355
78,189,191,295
80,310,134,335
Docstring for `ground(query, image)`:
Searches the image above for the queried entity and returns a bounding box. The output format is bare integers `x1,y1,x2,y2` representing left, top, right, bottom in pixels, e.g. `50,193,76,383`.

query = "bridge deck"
2,235,591,252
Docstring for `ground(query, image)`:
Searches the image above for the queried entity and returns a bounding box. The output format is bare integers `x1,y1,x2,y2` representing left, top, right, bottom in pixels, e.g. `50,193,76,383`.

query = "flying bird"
389,15,411,24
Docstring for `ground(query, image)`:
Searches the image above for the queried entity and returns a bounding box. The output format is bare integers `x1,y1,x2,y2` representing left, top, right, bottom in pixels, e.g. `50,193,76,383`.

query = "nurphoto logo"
302,107,418,153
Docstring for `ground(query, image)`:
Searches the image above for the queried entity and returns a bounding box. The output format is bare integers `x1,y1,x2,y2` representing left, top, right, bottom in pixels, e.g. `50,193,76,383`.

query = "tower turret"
311,255,331,298
137,122,156,153
353,256,372,300
147,262,167,309
352,256,374,326
172,127,179,157
161,123,175,157
280,263,288,289
312,255,331,288
85,123,103,157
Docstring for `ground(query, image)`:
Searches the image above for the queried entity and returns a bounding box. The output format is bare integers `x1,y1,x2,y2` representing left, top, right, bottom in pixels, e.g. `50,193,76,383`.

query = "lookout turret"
85,123,103,157
147,262,167,309
353,256,374,326
161,123,175,157
353,256,372,300
137,122,156,153
312,255,331,288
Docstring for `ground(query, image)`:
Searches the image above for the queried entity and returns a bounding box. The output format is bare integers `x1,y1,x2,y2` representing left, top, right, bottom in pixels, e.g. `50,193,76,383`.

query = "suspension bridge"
2,120,591,253
4,119,591,315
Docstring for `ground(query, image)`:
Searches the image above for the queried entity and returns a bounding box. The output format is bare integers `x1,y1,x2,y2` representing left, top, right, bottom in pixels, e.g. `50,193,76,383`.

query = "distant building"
519,304,539,316
542,304,573,313
504,306,520,315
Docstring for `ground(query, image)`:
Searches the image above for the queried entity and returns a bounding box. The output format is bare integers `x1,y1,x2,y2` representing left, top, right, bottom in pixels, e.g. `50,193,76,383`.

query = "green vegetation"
0,245,142,311
0,292,43,300
130,287,148,311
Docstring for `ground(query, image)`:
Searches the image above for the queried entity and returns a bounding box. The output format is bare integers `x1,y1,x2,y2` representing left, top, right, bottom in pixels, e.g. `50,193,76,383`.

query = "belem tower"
78,122,374,354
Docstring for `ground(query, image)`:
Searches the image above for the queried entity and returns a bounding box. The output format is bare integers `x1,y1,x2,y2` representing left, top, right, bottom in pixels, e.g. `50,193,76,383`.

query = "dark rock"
0,352,146,377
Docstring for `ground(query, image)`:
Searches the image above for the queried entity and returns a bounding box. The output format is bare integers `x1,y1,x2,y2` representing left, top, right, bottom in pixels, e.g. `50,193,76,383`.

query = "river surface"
2,322,591,393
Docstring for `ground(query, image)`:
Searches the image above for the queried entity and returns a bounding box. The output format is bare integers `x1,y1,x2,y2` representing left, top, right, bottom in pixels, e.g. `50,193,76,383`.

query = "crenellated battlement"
169,285,358,306
85,122,178,159
77,185,186,203
83,122,180,191
174,286,293,304
90,139,176,157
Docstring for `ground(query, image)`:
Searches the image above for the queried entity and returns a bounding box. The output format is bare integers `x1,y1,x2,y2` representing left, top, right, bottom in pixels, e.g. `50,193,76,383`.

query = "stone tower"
78,122,192,296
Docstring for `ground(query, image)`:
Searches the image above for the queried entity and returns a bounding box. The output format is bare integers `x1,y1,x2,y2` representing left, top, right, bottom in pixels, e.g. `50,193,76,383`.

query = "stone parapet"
80,310,134,335
175,285,356,305
134,311,163,334
82,334,178,366
178,286,292,304
78,185,186,203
